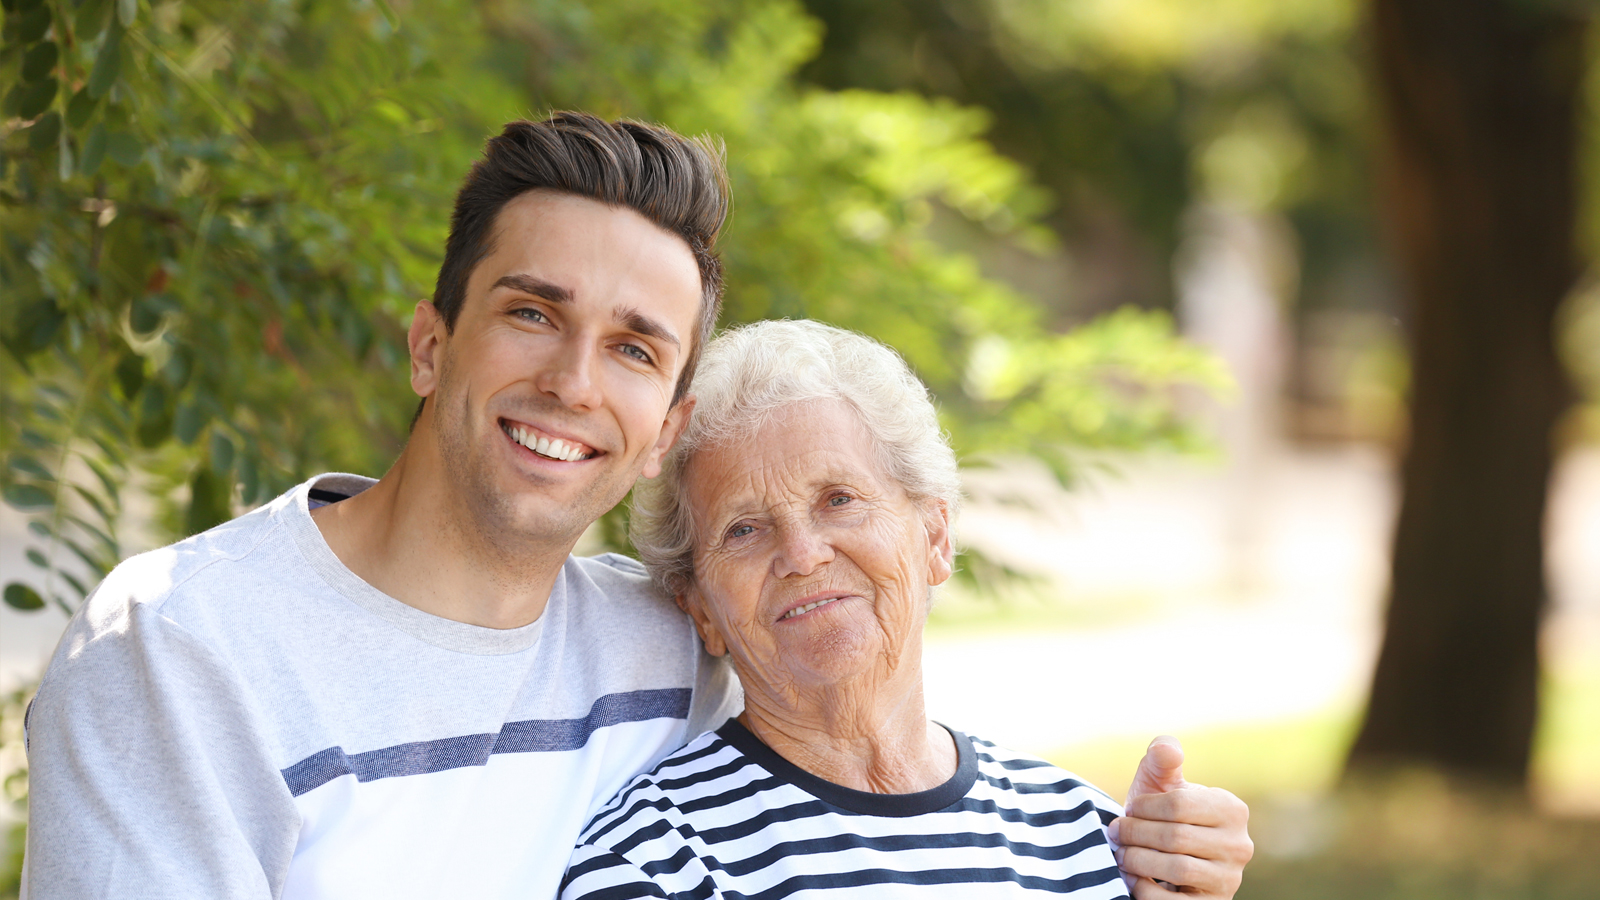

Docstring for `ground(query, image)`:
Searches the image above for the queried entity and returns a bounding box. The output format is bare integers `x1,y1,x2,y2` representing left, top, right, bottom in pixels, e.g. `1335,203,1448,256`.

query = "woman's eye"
828,495,852,507
728,523,755,539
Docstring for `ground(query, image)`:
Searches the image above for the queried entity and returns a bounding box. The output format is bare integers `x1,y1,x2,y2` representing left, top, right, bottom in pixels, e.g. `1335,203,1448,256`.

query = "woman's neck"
737,676,958,794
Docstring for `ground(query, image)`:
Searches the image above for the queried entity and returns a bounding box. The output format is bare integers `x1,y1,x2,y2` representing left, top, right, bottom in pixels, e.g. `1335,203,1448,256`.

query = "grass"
1039,664,1600,900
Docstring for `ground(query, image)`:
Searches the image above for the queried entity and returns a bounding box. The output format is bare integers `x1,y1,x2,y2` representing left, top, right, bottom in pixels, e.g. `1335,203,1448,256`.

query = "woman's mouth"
780,596,843,620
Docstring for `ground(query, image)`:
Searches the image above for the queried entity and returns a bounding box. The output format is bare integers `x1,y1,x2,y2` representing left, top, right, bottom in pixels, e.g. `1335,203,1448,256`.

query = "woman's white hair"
630,319,961,599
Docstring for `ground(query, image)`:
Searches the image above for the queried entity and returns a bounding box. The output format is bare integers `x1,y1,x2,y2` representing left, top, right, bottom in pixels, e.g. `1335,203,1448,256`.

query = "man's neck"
310,450,577,629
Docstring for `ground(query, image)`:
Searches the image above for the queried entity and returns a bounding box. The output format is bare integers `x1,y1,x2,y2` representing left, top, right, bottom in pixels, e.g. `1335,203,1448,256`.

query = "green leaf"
113,347,144,398
105,131,141,167
84,455,121,505
11,298,64,354
3,483,55,510
1,84,22,118
65,513,117,555
17,3,51,42
173,401,205,445
80,121,107,176
129,294,163,333
25,548,48,568
70,483,112,522
75,0,110,39
18,77,57,119
28,520,53,539
237,451,259,505
31,399,64,422
22,41,58,82
59,570,89,599
88,432,127,469
7,454,52,481
58,120,73,180
209,431,235,475
136,381,171,448
61,535,107,577
87,23,122,99
67,87,99,129
186,466,231,535
116,0,136,27
27,110,62,153
3,583,45,611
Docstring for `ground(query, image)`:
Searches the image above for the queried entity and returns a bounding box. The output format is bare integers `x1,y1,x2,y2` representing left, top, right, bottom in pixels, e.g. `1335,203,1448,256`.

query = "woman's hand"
1107,737,1254,899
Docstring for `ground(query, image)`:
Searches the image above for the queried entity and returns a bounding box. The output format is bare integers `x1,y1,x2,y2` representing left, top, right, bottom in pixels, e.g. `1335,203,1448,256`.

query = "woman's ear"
924,498,954,587
677,586,728,657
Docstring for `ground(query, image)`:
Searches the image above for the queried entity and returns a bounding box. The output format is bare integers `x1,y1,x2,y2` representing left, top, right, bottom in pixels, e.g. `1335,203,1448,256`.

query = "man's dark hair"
428,111,730,412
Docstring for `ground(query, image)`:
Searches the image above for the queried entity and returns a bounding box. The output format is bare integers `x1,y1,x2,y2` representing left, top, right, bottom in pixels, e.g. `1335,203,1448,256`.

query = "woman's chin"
768,625,897,692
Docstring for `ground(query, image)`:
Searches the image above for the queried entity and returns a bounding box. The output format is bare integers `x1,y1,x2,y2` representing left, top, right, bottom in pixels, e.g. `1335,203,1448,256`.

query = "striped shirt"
561,719,1130,899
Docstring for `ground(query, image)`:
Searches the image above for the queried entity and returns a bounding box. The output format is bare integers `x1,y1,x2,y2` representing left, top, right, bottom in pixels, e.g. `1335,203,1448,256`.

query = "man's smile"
499,418,599,462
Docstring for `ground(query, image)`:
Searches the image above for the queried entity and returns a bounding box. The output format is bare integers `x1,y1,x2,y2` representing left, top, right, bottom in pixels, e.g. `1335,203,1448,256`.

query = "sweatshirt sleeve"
23,600,300,899
684,649,741,740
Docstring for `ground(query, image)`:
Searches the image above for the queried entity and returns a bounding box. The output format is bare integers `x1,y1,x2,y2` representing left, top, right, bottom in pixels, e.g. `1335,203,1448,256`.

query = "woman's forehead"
687,410,887,507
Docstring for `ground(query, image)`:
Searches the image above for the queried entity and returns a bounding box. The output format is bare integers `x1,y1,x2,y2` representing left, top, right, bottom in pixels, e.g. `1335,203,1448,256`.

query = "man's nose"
535,339,603,411
773,520,834,579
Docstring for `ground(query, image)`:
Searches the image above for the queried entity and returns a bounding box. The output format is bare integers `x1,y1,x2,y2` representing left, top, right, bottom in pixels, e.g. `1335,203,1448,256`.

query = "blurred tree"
1346,0,1588,789
797,0,1376,329
799,0,1595,791
0,0,1222,621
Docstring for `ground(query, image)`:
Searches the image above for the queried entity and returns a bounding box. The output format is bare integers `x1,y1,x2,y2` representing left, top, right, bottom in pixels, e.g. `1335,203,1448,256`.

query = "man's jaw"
498,419,599,463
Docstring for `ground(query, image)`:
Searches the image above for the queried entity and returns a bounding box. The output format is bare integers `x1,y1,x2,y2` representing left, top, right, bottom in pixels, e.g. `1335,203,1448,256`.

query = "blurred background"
2,0,1597,896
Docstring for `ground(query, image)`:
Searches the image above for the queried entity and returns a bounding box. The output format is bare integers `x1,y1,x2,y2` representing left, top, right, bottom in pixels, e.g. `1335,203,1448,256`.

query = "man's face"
409,190,702,547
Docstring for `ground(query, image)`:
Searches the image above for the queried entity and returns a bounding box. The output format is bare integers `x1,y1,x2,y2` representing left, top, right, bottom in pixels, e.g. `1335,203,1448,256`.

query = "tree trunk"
1347,0,1585,787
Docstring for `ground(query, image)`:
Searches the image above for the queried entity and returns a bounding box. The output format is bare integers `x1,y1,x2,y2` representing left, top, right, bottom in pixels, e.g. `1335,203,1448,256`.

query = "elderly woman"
560,320,1249,900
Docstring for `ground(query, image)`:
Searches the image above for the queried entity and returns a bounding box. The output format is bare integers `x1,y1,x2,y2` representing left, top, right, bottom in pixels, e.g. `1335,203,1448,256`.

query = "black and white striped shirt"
560,719,1130,899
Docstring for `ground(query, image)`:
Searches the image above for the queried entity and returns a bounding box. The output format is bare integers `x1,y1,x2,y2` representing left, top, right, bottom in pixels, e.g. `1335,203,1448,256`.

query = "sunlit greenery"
1,0,1222,618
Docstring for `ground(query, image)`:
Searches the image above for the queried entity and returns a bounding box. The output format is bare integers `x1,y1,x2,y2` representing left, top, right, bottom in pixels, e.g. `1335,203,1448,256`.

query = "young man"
23,113,1249,899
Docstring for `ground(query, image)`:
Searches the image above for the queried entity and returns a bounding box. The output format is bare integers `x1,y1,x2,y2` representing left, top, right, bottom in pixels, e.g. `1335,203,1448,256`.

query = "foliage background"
0,0,1222,892
5,0,1598,897
0,0,1222,613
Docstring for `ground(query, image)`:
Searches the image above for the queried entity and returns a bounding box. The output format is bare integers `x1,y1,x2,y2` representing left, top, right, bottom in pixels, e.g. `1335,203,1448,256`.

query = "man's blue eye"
621,344,653,363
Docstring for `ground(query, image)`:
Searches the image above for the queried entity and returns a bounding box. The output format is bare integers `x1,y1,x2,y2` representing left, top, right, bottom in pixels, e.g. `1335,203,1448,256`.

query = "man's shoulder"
577,727,735,846
60,478,332,661
80,500,283,624
562,552,677,614
567,551,649,581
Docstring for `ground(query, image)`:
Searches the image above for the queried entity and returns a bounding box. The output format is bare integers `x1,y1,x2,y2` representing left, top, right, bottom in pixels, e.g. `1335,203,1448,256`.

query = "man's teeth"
782,597,839,620
506,425,589,461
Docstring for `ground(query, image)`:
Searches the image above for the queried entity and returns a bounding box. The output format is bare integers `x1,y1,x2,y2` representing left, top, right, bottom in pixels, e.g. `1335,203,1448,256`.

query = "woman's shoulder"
957,730,1125,820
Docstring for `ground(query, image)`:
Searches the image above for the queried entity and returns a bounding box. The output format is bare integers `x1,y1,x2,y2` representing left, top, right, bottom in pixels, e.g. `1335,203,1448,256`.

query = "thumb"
1124,735,1186,806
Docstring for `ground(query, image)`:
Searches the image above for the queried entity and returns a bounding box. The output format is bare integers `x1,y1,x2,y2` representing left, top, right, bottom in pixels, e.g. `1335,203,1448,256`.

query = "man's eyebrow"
492,274,572,303
616,306,681,349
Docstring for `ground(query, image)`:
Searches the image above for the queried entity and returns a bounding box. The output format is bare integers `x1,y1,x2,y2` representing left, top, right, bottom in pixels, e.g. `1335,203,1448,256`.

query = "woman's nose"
773,522,834,579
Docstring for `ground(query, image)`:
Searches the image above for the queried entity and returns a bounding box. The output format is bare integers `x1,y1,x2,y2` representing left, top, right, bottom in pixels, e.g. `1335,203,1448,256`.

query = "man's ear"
642,394,695,480
924,498,954,587
677,583,727,657
409,301,449,398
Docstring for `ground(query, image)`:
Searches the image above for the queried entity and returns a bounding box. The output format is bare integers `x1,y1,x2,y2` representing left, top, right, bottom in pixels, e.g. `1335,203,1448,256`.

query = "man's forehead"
473,192,700,304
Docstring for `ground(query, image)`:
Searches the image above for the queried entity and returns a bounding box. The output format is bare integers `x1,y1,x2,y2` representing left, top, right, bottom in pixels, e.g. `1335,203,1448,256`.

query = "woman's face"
679,399,953,696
